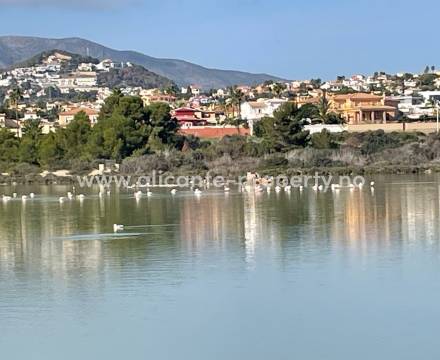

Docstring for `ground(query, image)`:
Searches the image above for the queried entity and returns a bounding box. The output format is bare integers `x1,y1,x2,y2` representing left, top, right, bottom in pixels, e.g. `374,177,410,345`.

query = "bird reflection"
1,180,440,285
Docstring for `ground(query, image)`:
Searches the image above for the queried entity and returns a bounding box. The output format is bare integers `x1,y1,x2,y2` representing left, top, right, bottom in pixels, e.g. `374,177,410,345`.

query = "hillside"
97,65,174,89
4,49,175,89
0,36,285,88
11,49,99,70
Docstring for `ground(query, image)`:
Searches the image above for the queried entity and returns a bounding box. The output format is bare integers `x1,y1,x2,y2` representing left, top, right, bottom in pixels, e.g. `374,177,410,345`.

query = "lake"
1,175,440,359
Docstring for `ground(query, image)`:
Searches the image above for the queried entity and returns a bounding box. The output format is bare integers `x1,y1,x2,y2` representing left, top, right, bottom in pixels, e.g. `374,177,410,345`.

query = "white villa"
241,98,287,134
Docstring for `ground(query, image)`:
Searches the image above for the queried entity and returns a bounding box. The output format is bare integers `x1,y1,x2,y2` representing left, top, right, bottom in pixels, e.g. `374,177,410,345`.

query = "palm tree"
229,86,245,128
229,86,245,119
9,87,23,120
317,93,331,123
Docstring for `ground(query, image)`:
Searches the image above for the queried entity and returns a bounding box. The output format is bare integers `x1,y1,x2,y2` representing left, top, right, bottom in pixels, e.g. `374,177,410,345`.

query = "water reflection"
1,177,440,280
3,177,440,360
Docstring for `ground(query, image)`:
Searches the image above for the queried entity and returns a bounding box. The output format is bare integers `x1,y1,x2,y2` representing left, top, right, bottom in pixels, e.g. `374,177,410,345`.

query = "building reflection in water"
1,180,440,287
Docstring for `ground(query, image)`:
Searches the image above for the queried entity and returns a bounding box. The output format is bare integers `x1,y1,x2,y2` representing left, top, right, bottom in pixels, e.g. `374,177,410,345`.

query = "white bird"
171,189,177,195
12,193,17,198
275,186,281,193
21,195,28,201
113,224,124,232
106,190,111,196
299,186,304,192
370,181,375,187
146,191,153,197
318,185,324,191
194,189,202,196
59,197,66,203
77,194,85,200
224,186,230,192
285,185,292,192
135,191,143,199
2,195,12,202
266,186,272,193
312,185,318,191
67,191,73,199
29,193,35,199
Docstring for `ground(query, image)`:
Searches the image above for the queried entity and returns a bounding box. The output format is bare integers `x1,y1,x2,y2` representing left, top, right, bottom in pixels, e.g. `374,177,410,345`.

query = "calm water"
1,175,440,359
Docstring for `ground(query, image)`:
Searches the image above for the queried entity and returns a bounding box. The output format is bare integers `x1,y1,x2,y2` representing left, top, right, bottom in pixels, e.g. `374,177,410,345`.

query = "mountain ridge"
0,35,285,88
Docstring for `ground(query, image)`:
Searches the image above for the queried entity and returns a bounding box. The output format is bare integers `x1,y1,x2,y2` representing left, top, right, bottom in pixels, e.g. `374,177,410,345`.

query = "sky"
0,0,438,80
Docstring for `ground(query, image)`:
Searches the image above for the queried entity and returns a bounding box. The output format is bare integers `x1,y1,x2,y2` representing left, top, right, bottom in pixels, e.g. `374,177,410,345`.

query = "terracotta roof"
59,107,99,116
248,102,267,108
332,93,382,101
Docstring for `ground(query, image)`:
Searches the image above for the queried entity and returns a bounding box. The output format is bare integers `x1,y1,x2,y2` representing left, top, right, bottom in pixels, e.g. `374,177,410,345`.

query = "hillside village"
1,51,440,139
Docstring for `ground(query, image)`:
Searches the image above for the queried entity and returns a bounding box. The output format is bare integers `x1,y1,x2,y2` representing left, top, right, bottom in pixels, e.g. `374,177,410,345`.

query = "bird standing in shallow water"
113,224,124,232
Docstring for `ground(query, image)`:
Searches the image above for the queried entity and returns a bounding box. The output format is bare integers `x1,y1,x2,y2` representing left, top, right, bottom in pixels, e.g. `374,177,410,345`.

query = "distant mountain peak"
0,35,285,88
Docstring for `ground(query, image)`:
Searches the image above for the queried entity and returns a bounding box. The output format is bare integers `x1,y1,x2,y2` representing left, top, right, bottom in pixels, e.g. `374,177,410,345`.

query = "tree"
253,116,278,152
9,88,23,120
19,119,42,164
225,116,247,132
98,88,123,121
91,94,153,158
147,102,180,151
255,102,310,151
296,103,319,122
310,78,322,88
273,102,310,149
318,95,331,121
272,82,286,97
324,113,345,124
38,132,65,168
229,86,245,118
60,111,92,160
316,95,345,124
164,84,179,96
0,128,20,163
310,129,338,149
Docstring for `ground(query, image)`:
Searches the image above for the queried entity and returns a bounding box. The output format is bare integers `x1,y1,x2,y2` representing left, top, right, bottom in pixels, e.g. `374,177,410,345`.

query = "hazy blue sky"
0,0,438,80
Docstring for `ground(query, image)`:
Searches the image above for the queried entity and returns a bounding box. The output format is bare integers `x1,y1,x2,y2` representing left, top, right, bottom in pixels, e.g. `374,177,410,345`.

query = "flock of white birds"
2,181,375,233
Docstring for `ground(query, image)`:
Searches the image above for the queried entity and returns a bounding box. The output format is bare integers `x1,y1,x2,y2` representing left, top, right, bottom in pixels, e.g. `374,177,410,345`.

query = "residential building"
172,107,208,128
241,98,287,134
330,93,397,124
58,107,99,127
0,113,21,137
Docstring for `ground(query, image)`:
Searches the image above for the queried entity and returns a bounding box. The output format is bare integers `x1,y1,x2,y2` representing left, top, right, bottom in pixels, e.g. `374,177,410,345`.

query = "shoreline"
1,165,438,185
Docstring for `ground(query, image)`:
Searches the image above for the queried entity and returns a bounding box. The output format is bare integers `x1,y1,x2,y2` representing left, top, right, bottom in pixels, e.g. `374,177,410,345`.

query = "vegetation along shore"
1,91,440,185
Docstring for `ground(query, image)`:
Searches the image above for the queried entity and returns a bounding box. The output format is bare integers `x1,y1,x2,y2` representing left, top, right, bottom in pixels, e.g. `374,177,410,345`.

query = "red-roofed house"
172,107,208,128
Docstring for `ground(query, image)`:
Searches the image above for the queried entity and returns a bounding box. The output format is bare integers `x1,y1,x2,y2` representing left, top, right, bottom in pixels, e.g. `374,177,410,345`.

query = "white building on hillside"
241,98,287,135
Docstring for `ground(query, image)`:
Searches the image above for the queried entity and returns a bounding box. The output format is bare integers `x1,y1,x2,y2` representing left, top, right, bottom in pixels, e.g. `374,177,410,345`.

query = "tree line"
0,91,359,174
0,90,183,170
